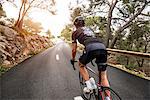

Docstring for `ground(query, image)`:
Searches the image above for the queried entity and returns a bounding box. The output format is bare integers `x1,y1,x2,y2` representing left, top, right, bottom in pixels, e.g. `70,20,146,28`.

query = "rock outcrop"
0,25,53,67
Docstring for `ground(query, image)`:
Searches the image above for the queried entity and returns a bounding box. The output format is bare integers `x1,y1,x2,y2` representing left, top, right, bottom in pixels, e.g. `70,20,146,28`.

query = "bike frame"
71,60,121,100
87,66,109,100
74,62,109,100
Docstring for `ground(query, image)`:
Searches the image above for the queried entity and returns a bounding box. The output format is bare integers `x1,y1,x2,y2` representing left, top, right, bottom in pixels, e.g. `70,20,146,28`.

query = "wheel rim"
102,87,121,100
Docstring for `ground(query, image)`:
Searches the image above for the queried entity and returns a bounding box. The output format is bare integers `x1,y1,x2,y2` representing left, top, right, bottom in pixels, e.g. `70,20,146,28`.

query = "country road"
1,39,150,100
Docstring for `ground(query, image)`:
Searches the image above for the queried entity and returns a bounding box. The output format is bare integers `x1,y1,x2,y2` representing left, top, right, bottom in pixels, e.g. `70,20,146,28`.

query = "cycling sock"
105,96,110,100
85,80,93,90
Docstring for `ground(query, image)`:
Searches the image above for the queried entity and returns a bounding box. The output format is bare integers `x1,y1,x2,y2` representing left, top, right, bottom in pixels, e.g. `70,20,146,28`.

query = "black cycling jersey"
72,26,107,70
72,27,102,45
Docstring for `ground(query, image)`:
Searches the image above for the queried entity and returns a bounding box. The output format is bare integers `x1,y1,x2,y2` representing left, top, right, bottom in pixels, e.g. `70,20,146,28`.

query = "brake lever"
70,60,77,70
72,64,76,70
73,61,78,70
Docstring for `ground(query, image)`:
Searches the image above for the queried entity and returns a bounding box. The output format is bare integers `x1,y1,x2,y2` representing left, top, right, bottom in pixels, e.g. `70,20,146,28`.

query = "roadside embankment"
0,25,53,75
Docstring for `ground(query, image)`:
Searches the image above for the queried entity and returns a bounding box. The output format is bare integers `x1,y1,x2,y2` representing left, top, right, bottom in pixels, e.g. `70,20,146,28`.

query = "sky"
2,0,89,37
2,0,121,37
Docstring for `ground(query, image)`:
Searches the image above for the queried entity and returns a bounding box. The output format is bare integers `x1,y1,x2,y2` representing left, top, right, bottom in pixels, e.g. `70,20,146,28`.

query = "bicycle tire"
78,72,121,100
99,86,122,100
79,72,98,100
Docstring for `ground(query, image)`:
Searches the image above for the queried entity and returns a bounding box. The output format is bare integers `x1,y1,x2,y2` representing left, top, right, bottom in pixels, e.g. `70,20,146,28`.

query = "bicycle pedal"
83,87,93,94
89,90,93,94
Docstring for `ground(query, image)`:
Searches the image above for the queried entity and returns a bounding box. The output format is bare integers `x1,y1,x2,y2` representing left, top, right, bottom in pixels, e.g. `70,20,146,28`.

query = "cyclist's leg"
79,51,94,81
100,71,110,87
79,61,89,81
79,51,95,91
95,50,110,97
101,71,110,99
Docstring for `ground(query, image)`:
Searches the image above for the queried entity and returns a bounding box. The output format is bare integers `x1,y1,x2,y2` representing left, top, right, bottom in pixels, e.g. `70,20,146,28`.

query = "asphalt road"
1,40,150,100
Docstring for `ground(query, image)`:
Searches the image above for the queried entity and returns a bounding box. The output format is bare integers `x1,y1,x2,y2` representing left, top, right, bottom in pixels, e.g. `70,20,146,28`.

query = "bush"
0,66,10,76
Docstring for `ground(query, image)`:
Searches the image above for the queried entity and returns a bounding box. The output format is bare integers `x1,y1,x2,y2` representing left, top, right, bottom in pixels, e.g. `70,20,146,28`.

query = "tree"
116,20,150,68
70,0,150,72
85,16,108,41
79,0,150,48
60,25,72,41
14,0,56,30
109,0,149,48
128,21,149,67
62,5,84,41
70,7,83,22
23,18,43,34
46,29,53,39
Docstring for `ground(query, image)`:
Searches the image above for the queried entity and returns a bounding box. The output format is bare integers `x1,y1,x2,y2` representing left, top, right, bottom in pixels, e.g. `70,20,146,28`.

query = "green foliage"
85,16,106,27
60,25,72,41
123,0,141,14
123,0,129,4
0,66,10,76
116,21,150,68
46,30,53,39
128,21,149,52
116,55,126,64
85,16,107,39
119,0,144,18
70,7,82,22
23,18,43,34
125,63,137,70
117,39,131,50
116,55,138,70
117,20,150,51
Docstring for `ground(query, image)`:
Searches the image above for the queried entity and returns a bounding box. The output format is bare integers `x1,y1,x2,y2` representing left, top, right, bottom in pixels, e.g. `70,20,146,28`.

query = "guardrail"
107,48,150,60
106,48,150,80
67,41,150,60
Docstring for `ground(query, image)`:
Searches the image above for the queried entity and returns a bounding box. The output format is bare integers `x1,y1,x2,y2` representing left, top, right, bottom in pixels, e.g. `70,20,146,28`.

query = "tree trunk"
14,0,24,27
17,0,27,30
106,0,117,47
126,56,129,65
15,0,35,30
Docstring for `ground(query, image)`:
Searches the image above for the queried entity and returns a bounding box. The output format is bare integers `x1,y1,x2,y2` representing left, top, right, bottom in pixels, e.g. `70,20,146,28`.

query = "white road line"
57,48,60,50
56,54,59,60
74,96,84,100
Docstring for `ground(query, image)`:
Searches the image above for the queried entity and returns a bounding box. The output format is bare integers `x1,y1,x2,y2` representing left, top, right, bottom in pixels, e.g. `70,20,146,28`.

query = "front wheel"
99,86,122,100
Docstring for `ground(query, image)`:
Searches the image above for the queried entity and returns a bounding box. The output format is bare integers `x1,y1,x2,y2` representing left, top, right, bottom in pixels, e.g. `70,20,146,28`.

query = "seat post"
99,71,102,84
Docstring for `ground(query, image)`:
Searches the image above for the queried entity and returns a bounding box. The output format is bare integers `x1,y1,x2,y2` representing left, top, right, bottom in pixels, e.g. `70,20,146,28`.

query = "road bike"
71,60,121,100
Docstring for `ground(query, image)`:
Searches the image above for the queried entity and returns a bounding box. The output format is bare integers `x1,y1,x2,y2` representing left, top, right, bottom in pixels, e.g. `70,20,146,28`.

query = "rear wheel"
79,72,98,100
99,86,121,100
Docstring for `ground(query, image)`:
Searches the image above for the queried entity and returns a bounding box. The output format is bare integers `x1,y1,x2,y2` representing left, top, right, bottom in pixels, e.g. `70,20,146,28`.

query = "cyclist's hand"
70,59,75,65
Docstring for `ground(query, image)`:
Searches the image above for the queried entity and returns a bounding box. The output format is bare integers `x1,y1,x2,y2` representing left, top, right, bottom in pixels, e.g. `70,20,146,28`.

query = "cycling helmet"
73,16,85,27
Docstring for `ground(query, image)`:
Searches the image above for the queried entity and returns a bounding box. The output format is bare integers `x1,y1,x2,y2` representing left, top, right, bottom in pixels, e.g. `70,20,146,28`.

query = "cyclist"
71,16,110,99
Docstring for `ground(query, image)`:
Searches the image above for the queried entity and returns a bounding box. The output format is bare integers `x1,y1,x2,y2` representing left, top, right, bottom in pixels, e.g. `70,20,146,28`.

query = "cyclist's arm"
72,43,77,60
